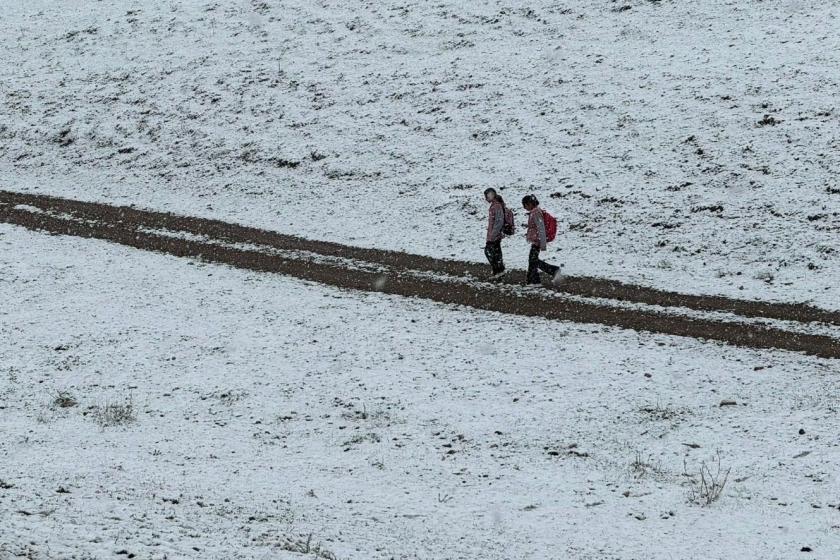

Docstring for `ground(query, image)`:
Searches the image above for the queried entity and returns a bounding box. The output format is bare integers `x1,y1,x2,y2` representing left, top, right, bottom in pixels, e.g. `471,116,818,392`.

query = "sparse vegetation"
687,453,731,506
278,534,338,560
757,114,781,127
630,451,664,479
91,397,136,427
639,401,685,422
342,401,367,421
52,390,78,409
341,432,380,450
754,270,775,284
216,390,246,406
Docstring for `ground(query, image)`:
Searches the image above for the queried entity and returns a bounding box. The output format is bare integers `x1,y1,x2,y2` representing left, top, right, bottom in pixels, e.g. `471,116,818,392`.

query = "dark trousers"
484,240,505,274
527,245,559,284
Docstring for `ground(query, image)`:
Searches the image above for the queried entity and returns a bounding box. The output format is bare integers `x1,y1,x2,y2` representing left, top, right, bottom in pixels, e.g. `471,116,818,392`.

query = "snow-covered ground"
2,0,838,308
3,224,840,559
3,1,840,558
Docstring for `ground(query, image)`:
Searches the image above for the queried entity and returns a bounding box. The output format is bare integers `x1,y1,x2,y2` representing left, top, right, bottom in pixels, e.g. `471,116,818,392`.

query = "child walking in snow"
522,194,561,285
483,188,510,279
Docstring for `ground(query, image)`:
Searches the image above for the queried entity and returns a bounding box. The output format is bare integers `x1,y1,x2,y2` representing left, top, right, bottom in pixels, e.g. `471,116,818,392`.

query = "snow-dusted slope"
2,0,838,308
2,223,840,559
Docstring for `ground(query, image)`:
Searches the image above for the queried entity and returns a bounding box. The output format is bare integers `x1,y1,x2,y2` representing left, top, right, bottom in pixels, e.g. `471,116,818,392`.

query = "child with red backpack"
483,188,515,279
522,194,561,285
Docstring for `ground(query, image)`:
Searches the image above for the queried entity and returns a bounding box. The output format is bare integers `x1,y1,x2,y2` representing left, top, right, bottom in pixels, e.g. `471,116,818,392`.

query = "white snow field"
3,0,840,558
1,0,839,308
2,224,840,559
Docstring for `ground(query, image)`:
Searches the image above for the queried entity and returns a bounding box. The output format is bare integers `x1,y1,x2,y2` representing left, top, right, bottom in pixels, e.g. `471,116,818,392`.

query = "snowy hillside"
2,0,838,307
3,1,840,558
3,223,840,559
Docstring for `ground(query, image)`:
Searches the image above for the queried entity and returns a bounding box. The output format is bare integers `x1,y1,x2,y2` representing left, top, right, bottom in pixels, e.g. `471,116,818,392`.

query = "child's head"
522,194,539,210
483,188,497,203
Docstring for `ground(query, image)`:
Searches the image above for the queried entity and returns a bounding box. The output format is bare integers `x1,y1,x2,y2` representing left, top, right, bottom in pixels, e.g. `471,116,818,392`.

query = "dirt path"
2,189,839,359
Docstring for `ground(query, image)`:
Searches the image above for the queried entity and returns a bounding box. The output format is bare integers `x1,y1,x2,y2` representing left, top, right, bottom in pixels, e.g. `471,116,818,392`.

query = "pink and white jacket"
486,200,505,242
526,208,547,250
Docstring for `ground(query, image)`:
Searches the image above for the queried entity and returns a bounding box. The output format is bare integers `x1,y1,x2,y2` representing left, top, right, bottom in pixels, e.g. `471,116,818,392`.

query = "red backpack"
543,209,557,242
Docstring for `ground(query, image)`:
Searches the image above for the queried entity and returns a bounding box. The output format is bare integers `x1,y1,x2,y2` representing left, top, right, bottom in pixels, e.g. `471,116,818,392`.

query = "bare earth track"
2,189,839,359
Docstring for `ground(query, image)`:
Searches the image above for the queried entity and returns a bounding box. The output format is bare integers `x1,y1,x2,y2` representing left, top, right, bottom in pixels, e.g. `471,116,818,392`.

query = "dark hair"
484,188,507,207
522,194,539,207
484,188,506,207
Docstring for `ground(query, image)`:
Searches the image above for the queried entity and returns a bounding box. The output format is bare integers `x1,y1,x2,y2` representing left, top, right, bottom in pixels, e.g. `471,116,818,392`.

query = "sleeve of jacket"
490,204,504,240
534,209,547,250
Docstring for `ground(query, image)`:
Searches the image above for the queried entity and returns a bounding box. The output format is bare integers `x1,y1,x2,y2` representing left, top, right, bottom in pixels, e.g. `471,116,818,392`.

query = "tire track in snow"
2,190,839,359
4,190,838,326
